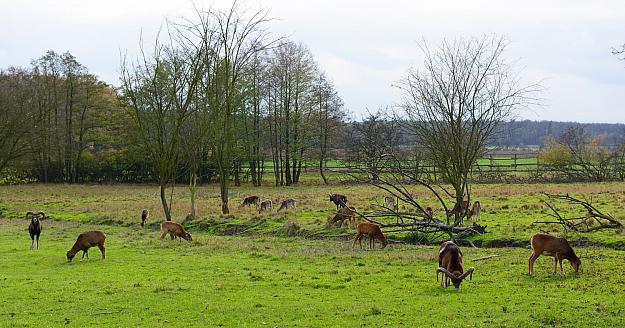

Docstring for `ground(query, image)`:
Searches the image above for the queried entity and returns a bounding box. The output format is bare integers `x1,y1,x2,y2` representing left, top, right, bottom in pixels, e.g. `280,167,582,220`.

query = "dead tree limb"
343,155,487,242
537,193,623,232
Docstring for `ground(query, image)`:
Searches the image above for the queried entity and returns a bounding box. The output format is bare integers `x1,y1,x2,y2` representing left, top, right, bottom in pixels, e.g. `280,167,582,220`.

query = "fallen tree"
343,154,487,245
536,193,623,232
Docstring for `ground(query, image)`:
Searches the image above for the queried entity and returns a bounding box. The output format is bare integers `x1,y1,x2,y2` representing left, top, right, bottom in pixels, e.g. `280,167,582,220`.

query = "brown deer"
66,231,106,262
160,221,192,243
467,201,481,220
328,206,356,227
528,233,581,276
141,209,149,228
437,241,474,290
352,222,388,249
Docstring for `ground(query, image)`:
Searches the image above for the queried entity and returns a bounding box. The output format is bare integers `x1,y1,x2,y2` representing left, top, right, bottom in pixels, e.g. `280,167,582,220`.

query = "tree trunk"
220,178,229,214
189,171,197,217
319,158,328,184
160,184,172,221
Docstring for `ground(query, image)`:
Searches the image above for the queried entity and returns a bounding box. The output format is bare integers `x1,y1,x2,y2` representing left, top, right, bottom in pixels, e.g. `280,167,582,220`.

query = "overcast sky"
2,0,624,123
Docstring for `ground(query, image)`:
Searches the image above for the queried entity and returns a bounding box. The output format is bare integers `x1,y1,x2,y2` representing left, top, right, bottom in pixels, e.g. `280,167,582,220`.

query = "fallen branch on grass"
538,193,623,232
472,255,500,261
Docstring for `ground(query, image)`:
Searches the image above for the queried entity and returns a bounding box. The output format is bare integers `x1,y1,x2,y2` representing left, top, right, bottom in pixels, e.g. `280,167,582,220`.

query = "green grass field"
1,183,625,326
2,220,625,327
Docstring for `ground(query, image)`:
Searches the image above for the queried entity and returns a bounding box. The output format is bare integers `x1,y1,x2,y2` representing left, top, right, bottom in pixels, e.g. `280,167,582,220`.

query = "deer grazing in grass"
277,199,296,212
259,200,272,214
328,206,356,227
352,222,388,249
240,196,261,209
160,221,192,243
66,231,106,262
437,241,474,290
528,233,581,276
384,196,398,211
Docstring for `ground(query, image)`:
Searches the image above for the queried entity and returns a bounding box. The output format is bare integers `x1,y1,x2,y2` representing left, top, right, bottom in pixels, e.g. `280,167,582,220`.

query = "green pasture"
1,183,624,248
1,220,624,327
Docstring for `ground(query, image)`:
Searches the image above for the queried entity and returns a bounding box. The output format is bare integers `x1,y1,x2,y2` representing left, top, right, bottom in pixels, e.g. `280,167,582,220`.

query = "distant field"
1,219,624,327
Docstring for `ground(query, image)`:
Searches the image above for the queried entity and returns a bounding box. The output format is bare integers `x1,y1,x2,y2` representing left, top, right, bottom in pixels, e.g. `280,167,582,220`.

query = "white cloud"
1,0,625,122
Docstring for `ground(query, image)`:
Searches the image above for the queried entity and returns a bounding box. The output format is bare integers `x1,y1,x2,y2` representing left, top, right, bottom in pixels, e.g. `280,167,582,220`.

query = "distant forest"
493,120,625,147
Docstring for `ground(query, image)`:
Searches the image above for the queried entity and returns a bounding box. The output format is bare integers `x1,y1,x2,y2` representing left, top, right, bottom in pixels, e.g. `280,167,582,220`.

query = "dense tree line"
117,5,346,214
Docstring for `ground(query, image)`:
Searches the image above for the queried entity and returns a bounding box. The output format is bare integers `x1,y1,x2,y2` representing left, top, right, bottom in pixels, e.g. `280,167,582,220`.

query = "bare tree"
347,110,400,179
399,36,539,224
266,41,317,185
314,73,344,184
188,2,276,213
120,28,203,221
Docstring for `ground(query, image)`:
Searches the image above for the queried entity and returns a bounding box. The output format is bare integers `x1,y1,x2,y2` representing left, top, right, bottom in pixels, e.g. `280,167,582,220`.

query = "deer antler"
437,267,457,280
457,267,474,282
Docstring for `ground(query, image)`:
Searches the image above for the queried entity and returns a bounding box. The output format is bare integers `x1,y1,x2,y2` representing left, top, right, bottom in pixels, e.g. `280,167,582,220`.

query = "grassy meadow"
2,220,625,327
1,182,625,327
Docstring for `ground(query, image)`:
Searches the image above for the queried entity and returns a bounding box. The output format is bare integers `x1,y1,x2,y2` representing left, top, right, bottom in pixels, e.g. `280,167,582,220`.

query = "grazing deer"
328,206,356,227
352,222,388,249
437,241,474,290
528,233,581,276
259,200,272,214
66,231,106,262
329,194,348,210
277,199,297,212
240,196,261,209
160,221,192,243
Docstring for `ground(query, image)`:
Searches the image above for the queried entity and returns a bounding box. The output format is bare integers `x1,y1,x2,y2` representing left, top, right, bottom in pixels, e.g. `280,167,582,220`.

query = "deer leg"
558,255,564,275
528,252,539,276
36,234,39,250
99,245,106,260
553,256,558,275
30,235,34,250
353,232,362,248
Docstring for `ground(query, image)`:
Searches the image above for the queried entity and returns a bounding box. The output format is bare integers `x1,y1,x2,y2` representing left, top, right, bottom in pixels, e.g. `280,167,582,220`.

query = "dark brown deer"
329,194,347,210
437,241,474,290
26,211,44,250
141,209,149,228
240,196,261,209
